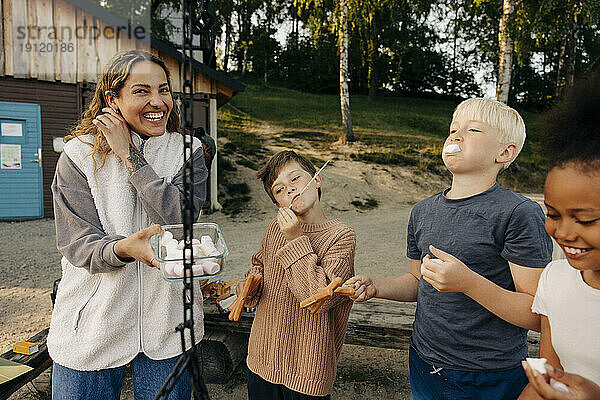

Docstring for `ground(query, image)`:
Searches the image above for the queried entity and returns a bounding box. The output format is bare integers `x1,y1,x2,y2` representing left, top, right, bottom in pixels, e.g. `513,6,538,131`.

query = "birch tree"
296,0,355,143
339,0,354,142
496,0,515,104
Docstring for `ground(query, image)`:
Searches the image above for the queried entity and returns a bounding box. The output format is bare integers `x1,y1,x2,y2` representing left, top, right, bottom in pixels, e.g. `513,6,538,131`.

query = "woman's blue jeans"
52,352,192,400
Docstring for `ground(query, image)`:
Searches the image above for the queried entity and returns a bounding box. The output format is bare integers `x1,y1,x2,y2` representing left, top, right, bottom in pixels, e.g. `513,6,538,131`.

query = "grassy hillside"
218,83,547,196
228,84,454,138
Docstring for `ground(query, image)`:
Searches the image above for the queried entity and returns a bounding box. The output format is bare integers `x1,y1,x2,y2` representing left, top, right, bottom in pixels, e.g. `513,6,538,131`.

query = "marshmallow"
163,261,175,276
162,231,173,243
526,358,548,375
525,358,570,394
192,243,203,258
219,294,238,310
173,262,184,277
443,144,461,154
550,379,570,393
199,236,220,256
168,248,183,260
165,238,179,256
192,264,205,276
201,260,221,275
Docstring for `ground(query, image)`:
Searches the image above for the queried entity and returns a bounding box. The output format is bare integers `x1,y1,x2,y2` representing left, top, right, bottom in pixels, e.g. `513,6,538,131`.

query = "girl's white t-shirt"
532,259,600,385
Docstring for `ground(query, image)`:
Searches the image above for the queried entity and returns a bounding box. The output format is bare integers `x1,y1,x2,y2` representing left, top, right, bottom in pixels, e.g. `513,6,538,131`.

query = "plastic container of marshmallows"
151,222,228,282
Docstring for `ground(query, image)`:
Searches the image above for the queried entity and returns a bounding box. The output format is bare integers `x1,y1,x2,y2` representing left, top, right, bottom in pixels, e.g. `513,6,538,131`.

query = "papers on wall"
1,144,22,169
1,123,23,137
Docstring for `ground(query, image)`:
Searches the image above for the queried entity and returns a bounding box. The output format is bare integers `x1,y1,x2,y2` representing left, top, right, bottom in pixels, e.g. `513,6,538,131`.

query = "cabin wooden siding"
0,77,79,217
0,0,221,96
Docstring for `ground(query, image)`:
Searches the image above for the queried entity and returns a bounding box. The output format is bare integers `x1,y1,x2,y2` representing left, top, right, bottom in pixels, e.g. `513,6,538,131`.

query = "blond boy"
348,98,553,399
237,150,355,399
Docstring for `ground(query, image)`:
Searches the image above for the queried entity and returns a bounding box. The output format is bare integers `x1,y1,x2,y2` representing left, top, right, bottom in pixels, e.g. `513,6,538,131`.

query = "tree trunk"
565,10,579,89
555,35,567,97
236,11,244,72
496,0,515,104
241,5,251,74
223,19,231,73
339,0,354,143
451,4,459,95
367,16,378,102
394,21,406,90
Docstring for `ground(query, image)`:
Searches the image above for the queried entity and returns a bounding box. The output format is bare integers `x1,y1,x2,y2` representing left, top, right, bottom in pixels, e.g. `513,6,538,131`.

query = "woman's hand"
522,361,600,399
92,107,133,161
114,224,163,269
345,275,378,302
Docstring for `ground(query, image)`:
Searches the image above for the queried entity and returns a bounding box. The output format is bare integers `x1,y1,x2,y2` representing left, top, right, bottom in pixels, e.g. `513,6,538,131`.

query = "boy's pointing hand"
277,207,303,241
420,245,476,293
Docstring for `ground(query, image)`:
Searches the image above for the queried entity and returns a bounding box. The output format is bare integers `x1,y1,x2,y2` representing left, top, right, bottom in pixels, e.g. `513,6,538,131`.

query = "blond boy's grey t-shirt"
407,184,552,371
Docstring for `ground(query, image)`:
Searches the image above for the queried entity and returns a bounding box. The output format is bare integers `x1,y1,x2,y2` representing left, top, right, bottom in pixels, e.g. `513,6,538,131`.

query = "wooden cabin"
0,0,244,219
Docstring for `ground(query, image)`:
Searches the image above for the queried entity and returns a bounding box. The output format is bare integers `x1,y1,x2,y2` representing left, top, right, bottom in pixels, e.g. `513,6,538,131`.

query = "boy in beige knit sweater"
235,150,356,400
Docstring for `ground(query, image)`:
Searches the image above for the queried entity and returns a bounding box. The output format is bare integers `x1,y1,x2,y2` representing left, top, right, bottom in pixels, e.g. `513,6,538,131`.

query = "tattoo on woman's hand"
126,144,148,175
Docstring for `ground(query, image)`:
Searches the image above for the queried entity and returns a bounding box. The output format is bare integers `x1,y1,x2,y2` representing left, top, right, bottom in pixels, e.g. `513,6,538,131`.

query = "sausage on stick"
229,274,262,321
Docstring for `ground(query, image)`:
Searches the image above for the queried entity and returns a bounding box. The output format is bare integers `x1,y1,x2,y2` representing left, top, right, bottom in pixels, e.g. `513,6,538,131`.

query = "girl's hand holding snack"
277,207,303,241
421,245,477,293
522,361,600,400
345,275,377,302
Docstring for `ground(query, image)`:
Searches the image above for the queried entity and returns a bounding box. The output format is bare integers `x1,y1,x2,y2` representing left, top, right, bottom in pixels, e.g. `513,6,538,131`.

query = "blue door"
0,102,43,219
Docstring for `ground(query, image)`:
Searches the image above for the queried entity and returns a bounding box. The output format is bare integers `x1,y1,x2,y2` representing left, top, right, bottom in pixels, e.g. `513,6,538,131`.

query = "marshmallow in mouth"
444,144,461,154
143,111,164,122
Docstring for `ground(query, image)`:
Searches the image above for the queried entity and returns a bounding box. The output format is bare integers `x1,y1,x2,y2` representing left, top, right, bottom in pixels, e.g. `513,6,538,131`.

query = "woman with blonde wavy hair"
48,49,208,400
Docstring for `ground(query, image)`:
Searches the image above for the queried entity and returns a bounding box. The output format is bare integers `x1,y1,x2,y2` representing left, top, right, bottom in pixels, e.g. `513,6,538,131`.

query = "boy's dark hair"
541,72,600,173
257,150,322,204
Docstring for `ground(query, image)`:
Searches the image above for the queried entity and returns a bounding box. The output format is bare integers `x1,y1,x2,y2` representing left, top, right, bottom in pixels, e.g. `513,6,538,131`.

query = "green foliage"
351,198,379,210
221,195,252,215
217,153,236,172
218,107,264,155
226,182,250,195
276,33,340,94
236,158,259,170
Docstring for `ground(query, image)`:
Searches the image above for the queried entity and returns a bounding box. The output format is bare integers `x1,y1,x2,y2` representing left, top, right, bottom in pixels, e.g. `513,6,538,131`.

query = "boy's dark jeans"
409,346,528,400
248,370,331,400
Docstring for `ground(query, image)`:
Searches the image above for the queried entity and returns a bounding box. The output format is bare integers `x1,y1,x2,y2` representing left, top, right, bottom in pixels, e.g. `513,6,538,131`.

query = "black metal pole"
154,0,210,398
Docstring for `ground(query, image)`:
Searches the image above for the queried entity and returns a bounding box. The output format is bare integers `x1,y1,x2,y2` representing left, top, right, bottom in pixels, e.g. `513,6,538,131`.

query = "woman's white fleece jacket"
47,132,204,371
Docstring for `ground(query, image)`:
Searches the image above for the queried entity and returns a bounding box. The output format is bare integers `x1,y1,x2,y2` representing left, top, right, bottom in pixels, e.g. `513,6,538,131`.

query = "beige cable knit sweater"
244,218,356,396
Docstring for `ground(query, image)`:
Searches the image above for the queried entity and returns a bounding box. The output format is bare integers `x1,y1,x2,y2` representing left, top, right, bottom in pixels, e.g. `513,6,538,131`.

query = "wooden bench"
0,299,540,399
203,299,540,354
